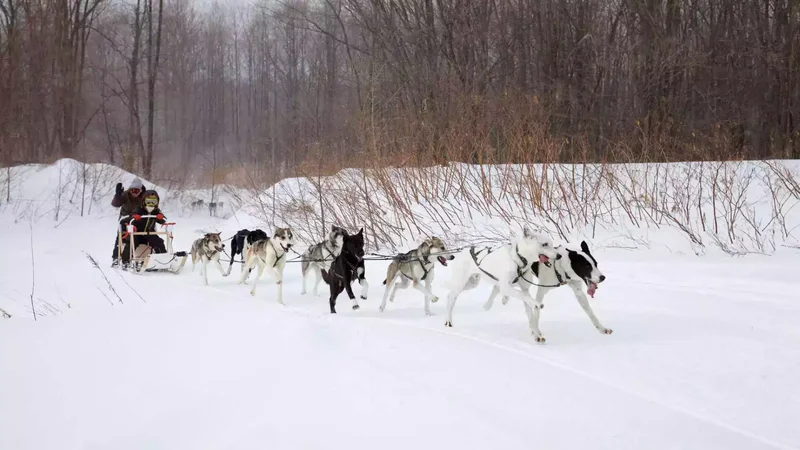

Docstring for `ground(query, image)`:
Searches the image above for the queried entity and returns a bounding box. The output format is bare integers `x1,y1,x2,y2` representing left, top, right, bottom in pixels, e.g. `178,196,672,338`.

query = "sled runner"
117,215,188,274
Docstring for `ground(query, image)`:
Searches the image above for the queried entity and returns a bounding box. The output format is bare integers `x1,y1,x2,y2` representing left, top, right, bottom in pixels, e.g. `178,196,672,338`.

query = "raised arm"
111,183,124,207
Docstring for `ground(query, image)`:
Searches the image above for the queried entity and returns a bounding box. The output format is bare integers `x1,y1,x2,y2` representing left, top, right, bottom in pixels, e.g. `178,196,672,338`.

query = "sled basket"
117,216,188,274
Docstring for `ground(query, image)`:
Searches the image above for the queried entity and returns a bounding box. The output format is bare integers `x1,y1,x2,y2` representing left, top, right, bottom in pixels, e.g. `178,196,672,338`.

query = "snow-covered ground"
1,161,800,449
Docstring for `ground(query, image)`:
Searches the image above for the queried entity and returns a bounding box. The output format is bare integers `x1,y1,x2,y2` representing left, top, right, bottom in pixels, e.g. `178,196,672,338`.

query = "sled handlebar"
119,214,171,224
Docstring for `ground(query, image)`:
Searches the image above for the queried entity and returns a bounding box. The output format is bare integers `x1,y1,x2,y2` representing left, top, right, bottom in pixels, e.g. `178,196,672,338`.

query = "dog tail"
190,245,197,270
320,268,331,285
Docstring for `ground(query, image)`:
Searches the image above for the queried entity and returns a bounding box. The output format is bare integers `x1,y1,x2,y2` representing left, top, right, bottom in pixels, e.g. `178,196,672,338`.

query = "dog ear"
580,240,590,254
357,228,364,235
522,225,532,239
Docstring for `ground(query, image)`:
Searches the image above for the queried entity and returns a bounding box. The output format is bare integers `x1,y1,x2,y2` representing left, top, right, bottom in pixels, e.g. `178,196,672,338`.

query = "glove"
132,214,141,221
156,214,164,221
115,183,123,195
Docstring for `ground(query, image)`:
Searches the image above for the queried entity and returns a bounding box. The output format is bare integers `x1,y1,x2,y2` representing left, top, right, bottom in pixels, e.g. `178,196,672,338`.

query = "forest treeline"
1,0,798,184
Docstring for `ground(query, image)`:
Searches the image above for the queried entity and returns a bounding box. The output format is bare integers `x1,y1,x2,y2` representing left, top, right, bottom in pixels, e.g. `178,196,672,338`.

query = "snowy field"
1,161,800,449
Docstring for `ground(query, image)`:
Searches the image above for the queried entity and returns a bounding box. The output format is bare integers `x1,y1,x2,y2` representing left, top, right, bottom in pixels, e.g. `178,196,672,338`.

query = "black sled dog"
226,228,269,277
320,228,367,313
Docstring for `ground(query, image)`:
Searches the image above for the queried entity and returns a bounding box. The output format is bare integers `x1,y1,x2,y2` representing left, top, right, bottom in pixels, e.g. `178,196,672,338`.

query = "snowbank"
0,159,240,222
235,160,800,256
3,158,799,256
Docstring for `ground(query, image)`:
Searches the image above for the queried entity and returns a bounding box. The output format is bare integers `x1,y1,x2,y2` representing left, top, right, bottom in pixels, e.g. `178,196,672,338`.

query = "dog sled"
117,215,188,274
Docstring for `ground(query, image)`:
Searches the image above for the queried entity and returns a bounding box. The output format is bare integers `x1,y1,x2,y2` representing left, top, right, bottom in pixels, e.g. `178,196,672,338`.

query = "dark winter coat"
121,207,167,234
112,188,147,218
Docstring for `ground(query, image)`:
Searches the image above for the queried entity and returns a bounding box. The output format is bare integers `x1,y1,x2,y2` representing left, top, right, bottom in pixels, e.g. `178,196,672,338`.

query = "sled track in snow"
368,319,799,450
112,268,800,450
172,276,800,450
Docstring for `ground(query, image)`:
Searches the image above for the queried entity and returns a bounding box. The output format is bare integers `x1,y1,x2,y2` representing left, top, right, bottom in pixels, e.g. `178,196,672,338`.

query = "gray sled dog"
480,241,610,343
190,232,226,286
239,227,295,304
300,225,347,296
379,236,455,316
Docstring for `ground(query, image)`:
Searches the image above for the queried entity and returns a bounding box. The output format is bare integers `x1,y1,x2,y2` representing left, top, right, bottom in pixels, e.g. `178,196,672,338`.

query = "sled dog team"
111,179,610,342
189,224,610,343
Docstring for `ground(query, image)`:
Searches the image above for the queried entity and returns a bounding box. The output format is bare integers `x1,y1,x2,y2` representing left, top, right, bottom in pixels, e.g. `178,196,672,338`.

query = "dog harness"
394,250,433,281
249,239,285,269
333,252,362,280
268,239,285,268
469,245,568,288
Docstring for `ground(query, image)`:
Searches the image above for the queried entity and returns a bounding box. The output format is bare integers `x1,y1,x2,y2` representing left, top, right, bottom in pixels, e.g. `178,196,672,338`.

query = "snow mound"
236,160,800,256
0,159,241,222
3,159,800,257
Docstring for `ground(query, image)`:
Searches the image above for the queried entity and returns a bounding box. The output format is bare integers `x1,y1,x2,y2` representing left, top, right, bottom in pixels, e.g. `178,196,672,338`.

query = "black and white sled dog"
320,228,366,313
300,225,347,296
379,236,455,316
226,228,269,277
238,227,295,304
444,226,556,327
190,232,226,286
481,241,610,342
446,233,609,343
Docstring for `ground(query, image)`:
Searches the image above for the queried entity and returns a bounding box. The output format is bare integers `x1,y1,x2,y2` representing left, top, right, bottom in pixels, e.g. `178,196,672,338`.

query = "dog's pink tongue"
538,254,549,263
587,282,597,298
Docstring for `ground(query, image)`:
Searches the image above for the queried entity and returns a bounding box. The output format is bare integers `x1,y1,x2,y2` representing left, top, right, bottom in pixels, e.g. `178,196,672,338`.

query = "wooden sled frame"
117,215,187,274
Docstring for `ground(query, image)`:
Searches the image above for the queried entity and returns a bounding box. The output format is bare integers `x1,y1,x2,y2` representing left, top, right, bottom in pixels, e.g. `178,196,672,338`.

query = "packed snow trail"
1,216,799,450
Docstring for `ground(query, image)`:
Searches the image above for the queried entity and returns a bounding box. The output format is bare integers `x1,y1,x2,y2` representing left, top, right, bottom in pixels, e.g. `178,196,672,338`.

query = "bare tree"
143,0,164,178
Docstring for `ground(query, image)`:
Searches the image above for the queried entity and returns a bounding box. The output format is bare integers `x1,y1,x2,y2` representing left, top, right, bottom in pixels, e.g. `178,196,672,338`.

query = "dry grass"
231,100,800,255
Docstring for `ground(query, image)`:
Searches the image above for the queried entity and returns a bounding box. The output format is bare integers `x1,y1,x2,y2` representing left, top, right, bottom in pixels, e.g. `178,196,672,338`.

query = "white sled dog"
190,232,226,286
379,236,455,316
239,227,295,304
481,241,610,343
444,226,557,327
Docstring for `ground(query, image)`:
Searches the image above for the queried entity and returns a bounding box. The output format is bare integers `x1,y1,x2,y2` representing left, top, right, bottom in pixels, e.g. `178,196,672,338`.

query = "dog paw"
501,296,510,305
600,328,613,335
483,302,493,311
425,310,434,317
250,291,256,296
444,321,453,327
360,295,367,300
352,305,360,310
430,296,439,303
533,335,547,343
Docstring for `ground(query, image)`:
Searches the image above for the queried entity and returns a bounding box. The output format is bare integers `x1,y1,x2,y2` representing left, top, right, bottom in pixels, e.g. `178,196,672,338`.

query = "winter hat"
129,178,144,190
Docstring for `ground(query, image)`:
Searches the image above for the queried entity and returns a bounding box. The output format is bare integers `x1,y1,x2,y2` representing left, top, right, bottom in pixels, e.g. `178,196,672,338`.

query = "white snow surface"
1,160,800,449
